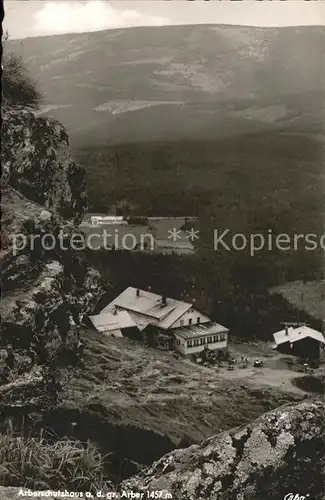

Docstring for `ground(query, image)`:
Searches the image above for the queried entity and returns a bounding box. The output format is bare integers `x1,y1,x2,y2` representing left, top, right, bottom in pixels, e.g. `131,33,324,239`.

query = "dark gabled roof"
273,326,325,346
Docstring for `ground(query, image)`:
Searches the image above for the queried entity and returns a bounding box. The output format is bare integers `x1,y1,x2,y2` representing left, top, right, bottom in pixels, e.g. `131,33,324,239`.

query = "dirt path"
180,339,324,396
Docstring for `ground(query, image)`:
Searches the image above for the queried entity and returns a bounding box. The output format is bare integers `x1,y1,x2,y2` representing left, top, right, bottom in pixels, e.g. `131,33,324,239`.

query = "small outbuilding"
88,310,140,339
273,325,325,360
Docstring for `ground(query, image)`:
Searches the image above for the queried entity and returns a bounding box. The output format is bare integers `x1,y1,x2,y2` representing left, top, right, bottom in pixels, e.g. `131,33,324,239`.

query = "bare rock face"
122,399,325,500
1,107,87,224
0,107,104,404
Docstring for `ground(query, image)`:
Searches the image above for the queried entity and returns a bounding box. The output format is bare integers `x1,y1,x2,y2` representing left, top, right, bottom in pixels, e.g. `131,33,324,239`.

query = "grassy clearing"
0,421,113,493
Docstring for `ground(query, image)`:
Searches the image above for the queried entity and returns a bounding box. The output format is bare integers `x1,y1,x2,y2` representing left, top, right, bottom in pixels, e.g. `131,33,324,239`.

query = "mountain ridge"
7,24,324,148
9,23,325,42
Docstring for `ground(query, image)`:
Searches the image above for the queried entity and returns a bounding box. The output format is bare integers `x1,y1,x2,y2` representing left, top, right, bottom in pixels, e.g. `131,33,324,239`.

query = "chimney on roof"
136,289,140,297
148,285,152,291
113,306,117,315
285,326,289,336
161,295,167,307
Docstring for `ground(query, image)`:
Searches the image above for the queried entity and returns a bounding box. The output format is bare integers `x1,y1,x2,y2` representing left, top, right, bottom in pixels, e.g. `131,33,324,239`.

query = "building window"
180,319,184,326
197,317,200,324
189,318,192,325
187,340,193,348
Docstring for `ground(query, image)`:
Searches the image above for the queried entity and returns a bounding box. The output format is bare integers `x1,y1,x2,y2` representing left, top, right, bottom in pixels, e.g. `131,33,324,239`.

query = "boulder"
122,399,325,500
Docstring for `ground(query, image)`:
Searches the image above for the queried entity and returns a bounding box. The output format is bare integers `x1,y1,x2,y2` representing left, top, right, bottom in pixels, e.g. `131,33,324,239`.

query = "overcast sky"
4,1,325,40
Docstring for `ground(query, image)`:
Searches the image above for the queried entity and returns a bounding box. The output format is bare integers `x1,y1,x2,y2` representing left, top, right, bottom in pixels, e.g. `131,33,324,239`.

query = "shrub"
0,421,113,493
2,33,42,109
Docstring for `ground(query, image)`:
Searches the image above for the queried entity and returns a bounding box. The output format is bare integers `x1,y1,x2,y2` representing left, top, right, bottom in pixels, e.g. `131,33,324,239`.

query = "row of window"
180,317,200,326
186,334,226,348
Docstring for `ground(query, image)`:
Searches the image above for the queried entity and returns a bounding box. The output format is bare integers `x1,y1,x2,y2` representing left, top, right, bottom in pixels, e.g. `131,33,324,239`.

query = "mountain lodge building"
89,286,229,356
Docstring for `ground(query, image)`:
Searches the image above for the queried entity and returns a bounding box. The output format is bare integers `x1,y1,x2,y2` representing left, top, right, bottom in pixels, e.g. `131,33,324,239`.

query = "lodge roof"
89,310,136,333
101,286,194,329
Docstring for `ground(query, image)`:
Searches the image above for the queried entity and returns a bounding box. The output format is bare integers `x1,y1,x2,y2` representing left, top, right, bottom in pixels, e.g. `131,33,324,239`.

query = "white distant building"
91,286,229,355
91,216,127,226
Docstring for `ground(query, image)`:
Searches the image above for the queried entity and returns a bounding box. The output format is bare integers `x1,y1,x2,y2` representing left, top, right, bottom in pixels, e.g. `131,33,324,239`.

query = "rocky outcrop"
0,107,104,398
122,399,325,500
0,400,323,498
2,107,87,224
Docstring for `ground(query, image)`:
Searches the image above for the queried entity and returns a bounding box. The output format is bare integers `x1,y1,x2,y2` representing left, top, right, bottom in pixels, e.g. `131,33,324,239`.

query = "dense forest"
76,130,323,222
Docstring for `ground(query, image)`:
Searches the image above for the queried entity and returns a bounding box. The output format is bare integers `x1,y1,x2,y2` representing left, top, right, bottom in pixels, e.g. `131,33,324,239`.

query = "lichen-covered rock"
0,107,104,405
122,399,325,500
1,107,87,224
